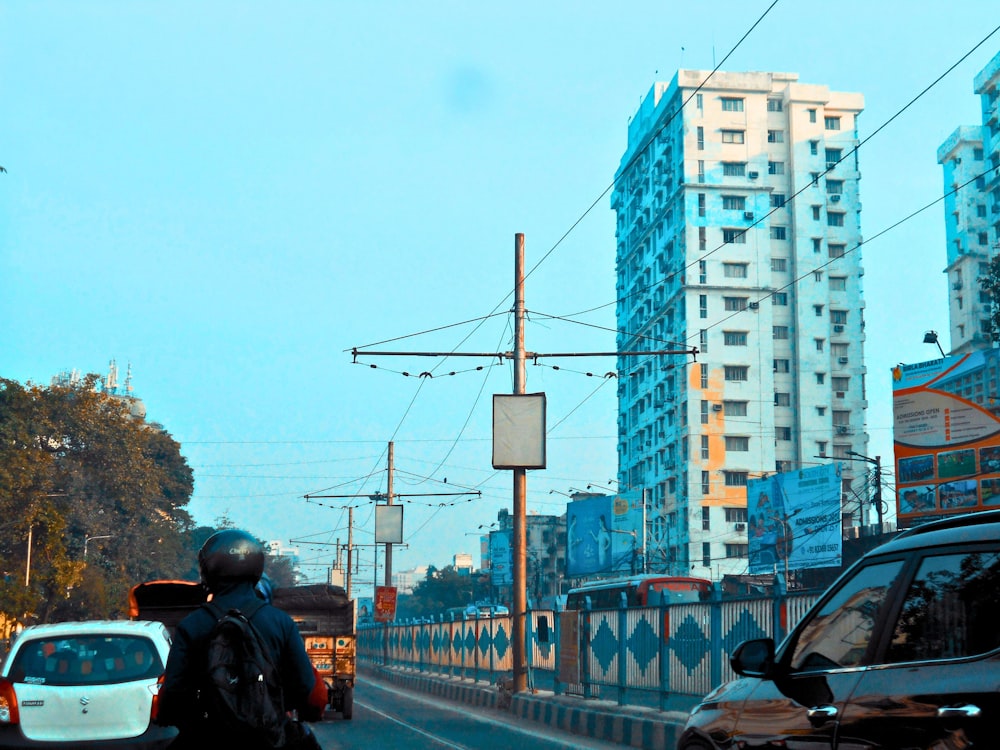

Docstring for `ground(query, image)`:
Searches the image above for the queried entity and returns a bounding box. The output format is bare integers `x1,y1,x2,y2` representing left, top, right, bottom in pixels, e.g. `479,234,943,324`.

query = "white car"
0,620,178,748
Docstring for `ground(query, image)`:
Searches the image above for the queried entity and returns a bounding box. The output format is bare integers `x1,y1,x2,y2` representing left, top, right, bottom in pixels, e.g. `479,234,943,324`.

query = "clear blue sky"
3,2,998,587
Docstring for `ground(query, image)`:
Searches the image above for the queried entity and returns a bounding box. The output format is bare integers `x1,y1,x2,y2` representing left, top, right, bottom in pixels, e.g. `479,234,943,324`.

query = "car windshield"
8,634,163,687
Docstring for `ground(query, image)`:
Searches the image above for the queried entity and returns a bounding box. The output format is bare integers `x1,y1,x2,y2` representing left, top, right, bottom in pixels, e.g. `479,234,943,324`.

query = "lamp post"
923,330,946,357
84,535,114,559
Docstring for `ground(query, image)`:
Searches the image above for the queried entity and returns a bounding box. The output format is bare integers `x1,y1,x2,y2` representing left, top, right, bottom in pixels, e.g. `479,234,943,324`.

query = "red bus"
565,575,713,610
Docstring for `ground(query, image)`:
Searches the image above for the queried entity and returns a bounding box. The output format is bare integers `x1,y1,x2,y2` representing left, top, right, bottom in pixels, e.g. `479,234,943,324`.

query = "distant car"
0,620,178,748
678,510,1000,750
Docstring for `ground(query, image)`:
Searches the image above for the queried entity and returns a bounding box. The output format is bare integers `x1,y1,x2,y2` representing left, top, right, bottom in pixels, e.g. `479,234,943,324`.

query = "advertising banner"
374,585,397,623
748,464,842,575
565,491,644,577
489,529,513,587
892,351,1000,523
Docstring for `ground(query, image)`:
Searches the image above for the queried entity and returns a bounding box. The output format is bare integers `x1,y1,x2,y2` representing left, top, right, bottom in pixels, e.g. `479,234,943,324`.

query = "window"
722,130,745,144
815,338,825,352
699,294,707,318
809,140,818,155
826,179,844,195
816,373,825,385
776,426,792,440
725,507,748,523
701,471,710,495
724,331,748,346
812,205,821,220
696,93,703,110
697,126,704,150
723,471,748,487
773,325,789,340
979,232,989,246
701,400,709,424
770,225,787,240
832,409,850,425
824,116,841,130
721,97,744,112
771,258,787,271
725,366,749,381
700,329,708,353
698,192,706,216
723,228,747,244
774,392,791,406
771,193,786,208
832,376,849,392
813,270,823,282
700,363,708,388
831,309,848,325
808,109,817,123
773,359,790,373
723,262,748,278
814,304,824,317
768,160,785,175
699,226,707,251
767,129,784,143
974,146,984,160
699,259,707,283
816,406,826,416
776,460,792,473
825,148,842,164
725,436,749,451
722,195,746,210
886,550,1000,663
723,162,746,177
978,204,987,218
772,292,788,305
831,343,849,358
702,543,711,567
698,160,705,183
701,435,710,460
723,296,748,311
829,243,846,258
828,211,845,227
816,440,828,456
724,400,748,416
767,99,783,112
790,561,906,671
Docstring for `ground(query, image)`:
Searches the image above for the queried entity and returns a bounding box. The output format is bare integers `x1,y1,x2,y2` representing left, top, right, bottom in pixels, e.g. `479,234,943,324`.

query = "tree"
979,253,1000,343
0,377,197,623
401,565,474,619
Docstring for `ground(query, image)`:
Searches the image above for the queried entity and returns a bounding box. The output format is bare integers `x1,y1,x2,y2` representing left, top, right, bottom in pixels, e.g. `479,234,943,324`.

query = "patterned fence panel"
584,609,620,686
528,610,557,671
717,597,774,686
624,606,661,689
664,602,713,696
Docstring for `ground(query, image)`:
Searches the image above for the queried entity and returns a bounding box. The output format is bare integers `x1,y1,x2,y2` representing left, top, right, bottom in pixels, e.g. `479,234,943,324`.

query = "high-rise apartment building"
937,50,1000,354
612,70,869,580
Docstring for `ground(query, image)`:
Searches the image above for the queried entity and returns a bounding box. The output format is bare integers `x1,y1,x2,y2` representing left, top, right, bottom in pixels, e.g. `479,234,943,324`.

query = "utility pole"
346,506,354,597
386,441,394,588
512,233,528,694
845,451,884,535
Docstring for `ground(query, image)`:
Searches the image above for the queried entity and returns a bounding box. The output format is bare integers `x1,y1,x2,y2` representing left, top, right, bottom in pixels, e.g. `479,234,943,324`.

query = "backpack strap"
201,597,267,622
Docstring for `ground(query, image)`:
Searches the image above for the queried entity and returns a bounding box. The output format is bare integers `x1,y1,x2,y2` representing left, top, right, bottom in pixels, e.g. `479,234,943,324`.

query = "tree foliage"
979,254,1000,344
396,565,491,620
0,377,199,624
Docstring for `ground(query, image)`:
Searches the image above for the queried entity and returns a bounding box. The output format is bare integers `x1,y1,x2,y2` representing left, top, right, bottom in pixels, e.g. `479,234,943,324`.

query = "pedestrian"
156,529,319,749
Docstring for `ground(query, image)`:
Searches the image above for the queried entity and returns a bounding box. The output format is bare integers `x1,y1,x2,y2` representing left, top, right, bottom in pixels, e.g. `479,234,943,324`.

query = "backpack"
201,599,288,748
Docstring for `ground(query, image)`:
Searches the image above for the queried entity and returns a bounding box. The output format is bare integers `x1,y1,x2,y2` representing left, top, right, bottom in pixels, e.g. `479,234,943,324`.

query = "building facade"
612,70,870,580
938,51,1000,354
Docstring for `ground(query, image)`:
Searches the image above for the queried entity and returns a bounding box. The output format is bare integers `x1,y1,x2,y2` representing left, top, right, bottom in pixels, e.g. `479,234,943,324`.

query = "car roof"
874,509,1000,556
15,620,169,641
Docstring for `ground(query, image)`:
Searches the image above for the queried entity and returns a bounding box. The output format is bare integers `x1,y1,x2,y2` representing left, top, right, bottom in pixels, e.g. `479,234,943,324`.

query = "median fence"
357,590,821,708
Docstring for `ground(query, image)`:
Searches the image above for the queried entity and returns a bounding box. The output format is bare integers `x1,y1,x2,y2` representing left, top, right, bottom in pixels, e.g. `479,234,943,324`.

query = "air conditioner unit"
830,194,842,202
712,403,723,412
835,391,846,399
744,211,755,220
826,161,838,169
836,425,850,434
838,356,849,364
735,523,746,532
749,301,760,310
748,171,759,179
833,324,845,332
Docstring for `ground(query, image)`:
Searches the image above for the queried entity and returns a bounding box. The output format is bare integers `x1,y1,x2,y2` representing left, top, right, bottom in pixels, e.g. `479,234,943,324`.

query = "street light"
84,535,114,559
923,330,946,357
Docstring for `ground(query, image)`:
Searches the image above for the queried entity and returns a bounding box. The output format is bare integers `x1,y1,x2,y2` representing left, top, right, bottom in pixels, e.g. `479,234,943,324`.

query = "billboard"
893,351,1000,523
489,529,513,587
565,491,644,577
748,463,843,575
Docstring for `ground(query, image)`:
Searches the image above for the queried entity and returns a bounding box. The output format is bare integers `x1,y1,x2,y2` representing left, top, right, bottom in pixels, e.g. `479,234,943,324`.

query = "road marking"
357,699,470,750
359,680,616,750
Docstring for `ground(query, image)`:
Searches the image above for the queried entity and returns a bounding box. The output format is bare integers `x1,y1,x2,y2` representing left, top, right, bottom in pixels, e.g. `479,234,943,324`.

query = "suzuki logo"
80,697,90,706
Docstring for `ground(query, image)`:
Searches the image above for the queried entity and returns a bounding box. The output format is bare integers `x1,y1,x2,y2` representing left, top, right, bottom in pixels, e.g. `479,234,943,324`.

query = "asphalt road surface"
311,678,629,750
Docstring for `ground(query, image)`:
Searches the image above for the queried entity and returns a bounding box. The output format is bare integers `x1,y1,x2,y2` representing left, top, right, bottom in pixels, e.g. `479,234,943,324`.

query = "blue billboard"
565,492,644,577
489,529,513,587
748,463,842,575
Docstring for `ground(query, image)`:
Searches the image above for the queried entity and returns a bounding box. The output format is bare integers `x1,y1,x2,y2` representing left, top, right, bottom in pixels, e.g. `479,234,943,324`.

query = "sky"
3,1,999,591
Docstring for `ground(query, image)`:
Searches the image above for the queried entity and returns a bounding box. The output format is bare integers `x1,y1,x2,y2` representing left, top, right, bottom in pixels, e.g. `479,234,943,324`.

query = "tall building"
937,50,1000,354
612,70,870,580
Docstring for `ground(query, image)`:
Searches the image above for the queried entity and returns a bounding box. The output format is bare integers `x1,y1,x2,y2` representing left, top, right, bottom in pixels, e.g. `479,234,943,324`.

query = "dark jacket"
157,580,315,747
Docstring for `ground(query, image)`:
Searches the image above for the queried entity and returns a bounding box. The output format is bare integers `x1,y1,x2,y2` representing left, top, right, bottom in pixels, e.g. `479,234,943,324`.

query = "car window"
789,560,904,672
885,549,1000,663
8,635,164,686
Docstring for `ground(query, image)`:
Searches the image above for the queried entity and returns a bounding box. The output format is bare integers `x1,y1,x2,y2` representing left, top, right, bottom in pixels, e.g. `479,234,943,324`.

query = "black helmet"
198,529,265,590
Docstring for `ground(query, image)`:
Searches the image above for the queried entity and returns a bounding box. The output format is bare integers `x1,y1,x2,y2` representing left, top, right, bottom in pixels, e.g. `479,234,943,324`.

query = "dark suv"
678,510,1000,749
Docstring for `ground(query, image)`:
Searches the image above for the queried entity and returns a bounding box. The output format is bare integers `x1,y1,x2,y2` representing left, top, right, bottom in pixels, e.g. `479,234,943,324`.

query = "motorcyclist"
156,529,317,748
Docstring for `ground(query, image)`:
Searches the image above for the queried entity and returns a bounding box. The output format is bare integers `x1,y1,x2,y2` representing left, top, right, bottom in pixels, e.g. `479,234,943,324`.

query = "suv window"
9,635,163,687
885,549,1000,663
789,560,905,671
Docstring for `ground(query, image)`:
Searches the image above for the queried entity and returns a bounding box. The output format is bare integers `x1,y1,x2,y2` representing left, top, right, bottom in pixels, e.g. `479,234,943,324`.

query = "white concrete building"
938,51,1000,354
612,70,870,580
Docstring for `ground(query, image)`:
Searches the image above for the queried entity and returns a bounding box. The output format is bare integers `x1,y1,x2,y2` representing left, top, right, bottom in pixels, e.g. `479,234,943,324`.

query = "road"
311,678,629,750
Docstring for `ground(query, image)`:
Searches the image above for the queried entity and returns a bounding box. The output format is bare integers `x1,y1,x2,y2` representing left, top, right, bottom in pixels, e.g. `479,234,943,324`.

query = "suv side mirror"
730,638,775,678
